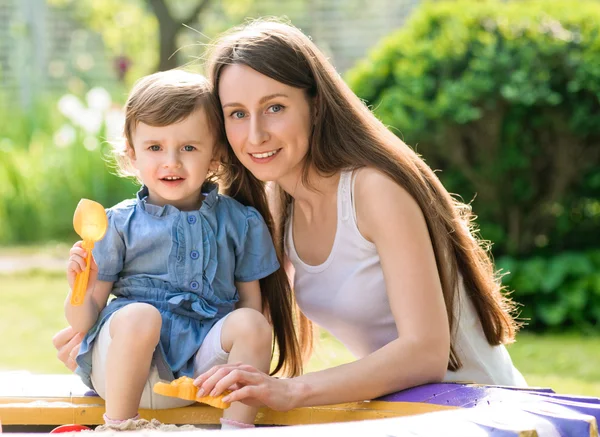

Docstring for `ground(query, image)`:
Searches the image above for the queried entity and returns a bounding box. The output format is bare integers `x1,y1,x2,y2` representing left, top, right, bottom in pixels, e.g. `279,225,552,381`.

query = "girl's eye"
269,104,283,113
183,145,195,152
231,110,245,119
149,145,160,151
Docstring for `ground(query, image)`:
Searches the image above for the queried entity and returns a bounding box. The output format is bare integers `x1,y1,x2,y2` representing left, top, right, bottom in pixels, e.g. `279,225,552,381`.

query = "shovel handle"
70,241,95,306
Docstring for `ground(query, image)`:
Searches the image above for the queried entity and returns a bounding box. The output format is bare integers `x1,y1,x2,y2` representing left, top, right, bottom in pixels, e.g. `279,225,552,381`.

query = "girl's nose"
248,116,270,146
163,151,182,168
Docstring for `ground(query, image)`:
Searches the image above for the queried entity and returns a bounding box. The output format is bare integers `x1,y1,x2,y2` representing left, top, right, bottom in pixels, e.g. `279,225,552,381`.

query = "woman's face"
218,64,313,184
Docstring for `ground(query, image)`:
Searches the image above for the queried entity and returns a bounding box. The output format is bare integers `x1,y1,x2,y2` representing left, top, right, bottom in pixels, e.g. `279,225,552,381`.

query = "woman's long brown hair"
206,19,519,372
210,93,305,377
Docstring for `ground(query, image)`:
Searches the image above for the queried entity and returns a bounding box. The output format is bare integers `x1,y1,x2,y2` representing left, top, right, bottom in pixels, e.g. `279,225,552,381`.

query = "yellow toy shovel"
71,199,108,306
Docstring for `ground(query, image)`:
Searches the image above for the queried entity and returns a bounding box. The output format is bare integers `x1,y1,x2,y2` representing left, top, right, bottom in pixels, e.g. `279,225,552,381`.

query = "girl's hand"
52,326,85,372
66,241,98,290
193,363,301,412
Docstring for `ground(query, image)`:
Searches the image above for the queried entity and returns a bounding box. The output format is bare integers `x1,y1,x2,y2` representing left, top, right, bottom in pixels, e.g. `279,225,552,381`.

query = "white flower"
58,94,84,120
86,87,112,113
83,136,99,151
72,109,103,135
54,124,77,148
105,107,125,142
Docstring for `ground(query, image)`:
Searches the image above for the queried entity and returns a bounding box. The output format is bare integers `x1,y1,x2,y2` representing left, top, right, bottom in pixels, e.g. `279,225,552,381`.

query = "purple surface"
473,425,528,437
522,400,596,437
377,383,470,404
533,391,600,404
377,383,600,437
541,396,600,425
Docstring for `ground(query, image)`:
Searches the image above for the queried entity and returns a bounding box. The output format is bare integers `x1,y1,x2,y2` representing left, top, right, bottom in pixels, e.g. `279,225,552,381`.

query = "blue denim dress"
75,184,280,389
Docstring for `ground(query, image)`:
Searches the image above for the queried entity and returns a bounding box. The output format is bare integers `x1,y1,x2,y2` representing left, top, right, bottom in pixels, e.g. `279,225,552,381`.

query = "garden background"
1,0,599,396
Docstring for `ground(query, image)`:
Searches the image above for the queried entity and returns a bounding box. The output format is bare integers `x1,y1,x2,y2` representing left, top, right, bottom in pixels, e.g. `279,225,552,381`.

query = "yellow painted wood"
0,398,457,426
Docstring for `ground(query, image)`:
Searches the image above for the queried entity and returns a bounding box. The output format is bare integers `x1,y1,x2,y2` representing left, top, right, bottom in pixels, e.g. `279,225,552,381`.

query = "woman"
54,19,525,413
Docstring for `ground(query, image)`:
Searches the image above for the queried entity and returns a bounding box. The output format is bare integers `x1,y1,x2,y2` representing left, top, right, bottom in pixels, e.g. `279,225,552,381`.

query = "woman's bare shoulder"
353,167,418,207
353,167,426,242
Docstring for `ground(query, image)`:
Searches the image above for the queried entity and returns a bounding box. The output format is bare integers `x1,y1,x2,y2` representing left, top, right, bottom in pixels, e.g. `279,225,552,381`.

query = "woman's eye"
231,111,245,119
149,145,160,151
183,145,195,152
269,104,283,113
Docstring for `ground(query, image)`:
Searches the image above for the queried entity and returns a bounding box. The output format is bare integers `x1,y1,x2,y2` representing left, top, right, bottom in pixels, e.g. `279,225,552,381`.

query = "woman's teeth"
251,150,279,158
163,176,182,180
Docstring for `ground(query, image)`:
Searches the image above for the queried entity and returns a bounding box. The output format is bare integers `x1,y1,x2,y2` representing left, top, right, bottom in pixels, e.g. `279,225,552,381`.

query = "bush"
346,0,600,257
498,250,600,331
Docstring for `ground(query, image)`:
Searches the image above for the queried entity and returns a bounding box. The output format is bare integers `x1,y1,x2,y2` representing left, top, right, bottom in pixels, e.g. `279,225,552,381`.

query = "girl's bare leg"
220,308,273,426
105,303,162,420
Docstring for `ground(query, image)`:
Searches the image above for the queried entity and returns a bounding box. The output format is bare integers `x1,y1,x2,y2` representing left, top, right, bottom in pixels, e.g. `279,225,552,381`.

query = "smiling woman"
219,66,313,183
185,19,527,411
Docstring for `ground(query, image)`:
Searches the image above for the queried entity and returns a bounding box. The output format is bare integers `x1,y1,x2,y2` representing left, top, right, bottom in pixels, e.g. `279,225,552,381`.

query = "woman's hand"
52,326,85,372
193,363,303,412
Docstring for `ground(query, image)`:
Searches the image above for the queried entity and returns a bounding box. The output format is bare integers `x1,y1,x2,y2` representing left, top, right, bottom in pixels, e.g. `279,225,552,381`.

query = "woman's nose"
248,116,269,146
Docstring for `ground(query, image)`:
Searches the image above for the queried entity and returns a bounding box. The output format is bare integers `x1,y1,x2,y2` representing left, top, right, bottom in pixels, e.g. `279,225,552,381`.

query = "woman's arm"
52,326,85,371
195,168,450,410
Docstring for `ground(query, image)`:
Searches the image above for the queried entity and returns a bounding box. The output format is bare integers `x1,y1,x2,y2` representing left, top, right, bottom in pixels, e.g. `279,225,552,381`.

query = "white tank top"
285,170,527,386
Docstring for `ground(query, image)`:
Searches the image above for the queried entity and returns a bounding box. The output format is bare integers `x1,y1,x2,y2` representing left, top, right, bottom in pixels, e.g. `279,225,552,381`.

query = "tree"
146,0,212,71
48,0,222,79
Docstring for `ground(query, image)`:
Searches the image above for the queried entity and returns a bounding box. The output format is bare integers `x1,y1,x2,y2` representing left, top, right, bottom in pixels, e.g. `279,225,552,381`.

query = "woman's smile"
249,148,282,162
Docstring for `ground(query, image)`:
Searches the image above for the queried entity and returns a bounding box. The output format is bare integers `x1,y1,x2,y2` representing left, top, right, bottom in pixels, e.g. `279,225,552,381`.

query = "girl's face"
218,64,313,186
129,109,219,211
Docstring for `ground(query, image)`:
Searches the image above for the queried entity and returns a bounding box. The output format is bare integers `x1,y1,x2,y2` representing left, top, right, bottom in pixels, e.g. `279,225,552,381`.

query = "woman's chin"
247,167,280,183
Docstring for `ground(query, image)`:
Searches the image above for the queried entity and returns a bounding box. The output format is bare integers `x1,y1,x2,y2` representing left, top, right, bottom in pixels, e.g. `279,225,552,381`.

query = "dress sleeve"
92,209,125,282
234,207,280,282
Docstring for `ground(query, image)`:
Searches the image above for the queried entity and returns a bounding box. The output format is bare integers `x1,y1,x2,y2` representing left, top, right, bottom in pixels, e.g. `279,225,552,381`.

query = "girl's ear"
126,141,137,163
209,145,224,172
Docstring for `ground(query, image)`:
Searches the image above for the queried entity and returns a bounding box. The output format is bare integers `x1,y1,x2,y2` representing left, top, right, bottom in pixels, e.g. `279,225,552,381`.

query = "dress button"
187,215,197,224
190,281,199,290
190,250,199,260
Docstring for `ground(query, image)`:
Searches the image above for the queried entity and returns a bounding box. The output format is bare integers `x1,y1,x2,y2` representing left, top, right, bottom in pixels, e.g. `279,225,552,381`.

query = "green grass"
0,270,72,374
1,269,599,397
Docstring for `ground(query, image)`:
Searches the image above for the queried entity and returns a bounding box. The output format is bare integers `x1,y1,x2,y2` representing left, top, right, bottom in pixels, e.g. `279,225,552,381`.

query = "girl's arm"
65,242,113,333
195,168,450,410
235,280,262,313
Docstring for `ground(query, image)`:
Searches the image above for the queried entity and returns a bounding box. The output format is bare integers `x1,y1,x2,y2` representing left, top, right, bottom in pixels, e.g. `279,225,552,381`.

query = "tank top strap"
339,170,353,222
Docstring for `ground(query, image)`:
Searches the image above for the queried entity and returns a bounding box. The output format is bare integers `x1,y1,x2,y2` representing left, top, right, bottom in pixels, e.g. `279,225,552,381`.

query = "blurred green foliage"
498,250,600,330
0,93,137,244
347,0,600,258
46,0,306,83
346,0,600,331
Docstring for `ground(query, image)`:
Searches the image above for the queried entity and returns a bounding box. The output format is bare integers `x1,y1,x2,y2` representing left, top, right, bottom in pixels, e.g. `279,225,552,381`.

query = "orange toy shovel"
71,199,108,306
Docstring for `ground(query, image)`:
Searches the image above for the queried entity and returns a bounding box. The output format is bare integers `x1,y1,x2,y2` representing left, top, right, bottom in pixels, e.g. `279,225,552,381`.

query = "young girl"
65,70,302,430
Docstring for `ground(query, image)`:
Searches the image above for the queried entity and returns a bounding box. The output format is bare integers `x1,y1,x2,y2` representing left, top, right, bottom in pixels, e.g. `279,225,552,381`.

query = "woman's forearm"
292,337,447,408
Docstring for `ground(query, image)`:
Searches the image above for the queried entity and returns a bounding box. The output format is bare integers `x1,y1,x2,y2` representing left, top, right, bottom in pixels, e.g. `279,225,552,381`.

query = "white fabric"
90,312,230,409
285,170,526,386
